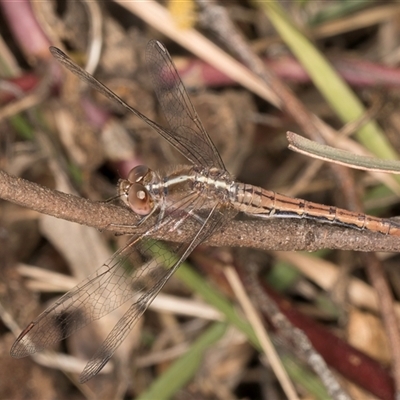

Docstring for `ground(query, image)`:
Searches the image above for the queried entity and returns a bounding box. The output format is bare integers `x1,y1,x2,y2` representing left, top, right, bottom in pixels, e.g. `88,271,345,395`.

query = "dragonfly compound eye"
128,183,153,215
128,165,150,183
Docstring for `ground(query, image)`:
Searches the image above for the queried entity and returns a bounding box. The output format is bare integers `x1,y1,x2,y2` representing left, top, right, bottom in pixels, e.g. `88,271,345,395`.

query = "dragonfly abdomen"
232,183,400,236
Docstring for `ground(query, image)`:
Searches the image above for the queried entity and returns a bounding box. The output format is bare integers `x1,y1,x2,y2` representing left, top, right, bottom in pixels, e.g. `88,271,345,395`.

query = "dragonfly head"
118,165,158,216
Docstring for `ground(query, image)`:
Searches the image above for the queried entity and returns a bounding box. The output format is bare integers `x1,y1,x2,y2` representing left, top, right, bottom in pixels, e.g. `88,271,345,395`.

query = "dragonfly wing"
146,40,225,170
11,190,234,380
50,45,225,170
10,189,204,358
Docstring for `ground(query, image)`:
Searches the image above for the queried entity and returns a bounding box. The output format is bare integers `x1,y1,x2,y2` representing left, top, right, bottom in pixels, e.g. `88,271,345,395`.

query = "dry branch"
1,169,400,253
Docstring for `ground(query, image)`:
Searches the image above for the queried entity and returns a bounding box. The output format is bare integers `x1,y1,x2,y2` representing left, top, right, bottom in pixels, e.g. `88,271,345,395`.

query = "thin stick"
2,169,400,252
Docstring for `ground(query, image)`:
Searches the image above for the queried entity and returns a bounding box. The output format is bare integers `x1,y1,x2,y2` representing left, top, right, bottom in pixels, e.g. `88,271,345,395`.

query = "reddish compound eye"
128,183,152,215
128,165,150,183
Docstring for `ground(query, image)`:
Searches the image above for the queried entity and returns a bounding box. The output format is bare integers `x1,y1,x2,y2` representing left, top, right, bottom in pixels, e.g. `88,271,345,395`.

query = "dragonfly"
11,40,400,383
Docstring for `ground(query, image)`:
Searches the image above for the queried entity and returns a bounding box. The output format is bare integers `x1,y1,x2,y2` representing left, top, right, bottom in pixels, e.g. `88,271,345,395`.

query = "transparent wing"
49,45,225,170
10,193,233,381
10,191,207,357
146,40,225,170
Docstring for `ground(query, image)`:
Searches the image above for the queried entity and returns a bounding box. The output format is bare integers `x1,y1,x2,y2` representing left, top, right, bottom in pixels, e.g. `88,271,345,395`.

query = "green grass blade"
253,1,399,164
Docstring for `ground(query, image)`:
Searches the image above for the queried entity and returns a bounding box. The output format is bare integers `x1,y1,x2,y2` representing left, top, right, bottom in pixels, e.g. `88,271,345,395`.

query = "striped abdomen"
231,182,400,236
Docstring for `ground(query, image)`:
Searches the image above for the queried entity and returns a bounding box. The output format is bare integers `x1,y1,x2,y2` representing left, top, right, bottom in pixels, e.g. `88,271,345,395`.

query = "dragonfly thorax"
120,164,234,218
155,165,233,199
192,165,234,200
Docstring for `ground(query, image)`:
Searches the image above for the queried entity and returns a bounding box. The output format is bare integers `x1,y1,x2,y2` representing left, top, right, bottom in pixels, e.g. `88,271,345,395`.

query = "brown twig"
2,169,400,253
